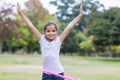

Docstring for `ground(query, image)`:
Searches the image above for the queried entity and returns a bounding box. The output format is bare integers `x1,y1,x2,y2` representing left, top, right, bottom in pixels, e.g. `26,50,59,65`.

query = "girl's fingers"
17,3,21,9
79,5,83,15
17,3,21,13
80,5,83,12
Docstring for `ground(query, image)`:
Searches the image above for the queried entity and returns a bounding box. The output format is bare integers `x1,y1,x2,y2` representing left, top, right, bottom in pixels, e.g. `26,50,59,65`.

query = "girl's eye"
47,30,50,32
52,30,56,32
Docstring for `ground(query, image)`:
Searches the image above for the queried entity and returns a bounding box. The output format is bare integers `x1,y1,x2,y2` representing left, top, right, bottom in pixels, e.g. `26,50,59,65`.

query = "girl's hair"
44,21,58,32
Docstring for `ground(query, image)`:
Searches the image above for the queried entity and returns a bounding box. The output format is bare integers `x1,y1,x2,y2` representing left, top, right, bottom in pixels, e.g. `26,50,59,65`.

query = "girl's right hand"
79,5,83,17
17,3,22,14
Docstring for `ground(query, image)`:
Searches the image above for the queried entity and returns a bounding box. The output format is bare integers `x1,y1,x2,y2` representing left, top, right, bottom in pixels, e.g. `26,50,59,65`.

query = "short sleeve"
38,35,44,44
57,36,62,44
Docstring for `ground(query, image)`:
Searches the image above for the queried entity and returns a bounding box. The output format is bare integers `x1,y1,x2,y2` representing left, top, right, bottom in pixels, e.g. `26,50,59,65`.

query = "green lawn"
0,54,120,80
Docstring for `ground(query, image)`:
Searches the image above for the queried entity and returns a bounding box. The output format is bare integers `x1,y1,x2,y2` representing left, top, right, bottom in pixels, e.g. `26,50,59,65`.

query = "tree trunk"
95,53,98,57
8,46,12,54
109,46,113,58
95,50,99,58
0,42,2,53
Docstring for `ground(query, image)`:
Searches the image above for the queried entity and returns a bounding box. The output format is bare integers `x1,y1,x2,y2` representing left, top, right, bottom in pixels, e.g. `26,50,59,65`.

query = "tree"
0,0,19,53
79,34,95,56
86,8,120,57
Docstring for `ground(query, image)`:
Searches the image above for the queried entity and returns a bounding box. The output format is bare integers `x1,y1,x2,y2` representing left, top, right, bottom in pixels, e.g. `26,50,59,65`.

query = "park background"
0,0,120,80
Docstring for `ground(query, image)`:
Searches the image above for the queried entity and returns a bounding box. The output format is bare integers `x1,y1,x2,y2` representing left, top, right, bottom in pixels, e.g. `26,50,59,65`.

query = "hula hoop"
43,69,80,80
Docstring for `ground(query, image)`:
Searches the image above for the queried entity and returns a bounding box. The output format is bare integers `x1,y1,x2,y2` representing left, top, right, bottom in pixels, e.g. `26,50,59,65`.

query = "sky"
3,0,120,14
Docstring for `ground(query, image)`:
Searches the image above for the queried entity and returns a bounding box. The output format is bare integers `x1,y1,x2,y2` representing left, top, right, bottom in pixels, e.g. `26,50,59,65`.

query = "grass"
0,53,120,80
0,73,40,80
0,54,41,65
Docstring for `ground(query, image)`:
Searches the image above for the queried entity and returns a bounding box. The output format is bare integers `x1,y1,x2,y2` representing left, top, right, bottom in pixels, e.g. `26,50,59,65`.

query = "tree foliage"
0,1,19,40
86,7,120,56
0,0,20,53
87,8,120,46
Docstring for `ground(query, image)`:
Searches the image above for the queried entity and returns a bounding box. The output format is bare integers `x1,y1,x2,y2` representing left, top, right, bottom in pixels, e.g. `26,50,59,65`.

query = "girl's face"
44,25,57,42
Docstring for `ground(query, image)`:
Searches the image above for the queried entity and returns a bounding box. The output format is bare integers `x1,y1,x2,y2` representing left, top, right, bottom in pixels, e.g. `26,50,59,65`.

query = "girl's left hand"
79,5,83,16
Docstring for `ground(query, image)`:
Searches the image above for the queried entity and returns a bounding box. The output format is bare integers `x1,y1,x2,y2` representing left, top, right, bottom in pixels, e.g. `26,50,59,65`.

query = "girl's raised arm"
17,3,42,41
60,5,83,42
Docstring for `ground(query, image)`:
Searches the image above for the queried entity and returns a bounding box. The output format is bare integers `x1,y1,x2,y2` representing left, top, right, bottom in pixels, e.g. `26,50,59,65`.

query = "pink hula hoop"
42,69,80,80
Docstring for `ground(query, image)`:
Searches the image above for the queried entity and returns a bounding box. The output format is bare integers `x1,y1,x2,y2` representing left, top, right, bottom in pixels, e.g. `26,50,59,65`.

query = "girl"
17,3,83,80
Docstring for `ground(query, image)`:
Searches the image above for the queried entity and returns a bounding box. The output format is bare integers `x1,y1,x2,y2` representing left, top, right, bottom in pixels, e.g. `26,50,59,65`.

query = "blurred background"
0,0,120,80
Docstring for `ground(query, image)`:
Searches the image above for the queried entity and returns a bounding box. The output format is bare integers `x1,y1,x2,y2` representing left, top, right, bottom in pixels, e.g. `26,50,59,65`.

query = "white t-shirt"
39,35,64,73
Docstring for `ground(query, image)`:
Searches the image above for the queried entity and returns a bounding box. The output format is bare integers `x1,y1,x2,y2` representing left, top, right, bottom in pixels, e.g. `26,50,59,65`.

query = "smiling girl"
17,3,83,80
